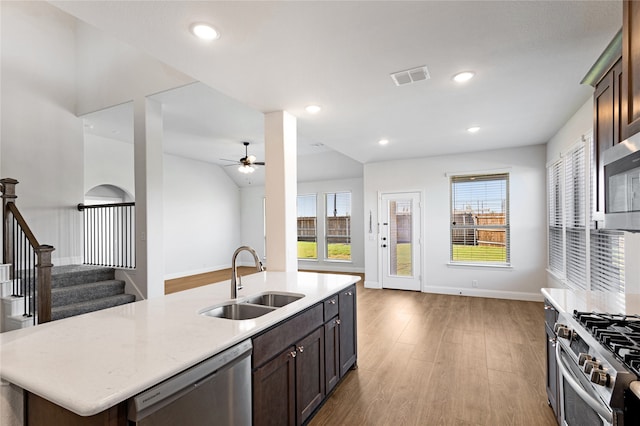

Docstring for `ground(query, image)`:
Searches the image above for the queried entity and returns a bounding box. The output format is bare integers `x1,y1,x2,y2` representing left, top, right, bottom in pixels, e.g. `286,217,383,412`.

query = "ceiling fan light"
247,154,256,163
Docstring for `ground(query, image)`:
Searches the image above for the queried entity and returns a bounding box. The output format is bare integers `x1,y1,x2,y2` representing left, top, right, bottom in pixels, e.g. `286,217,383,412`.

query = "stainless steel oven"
554,312,636,426
603,135,640,231
556,342,614,425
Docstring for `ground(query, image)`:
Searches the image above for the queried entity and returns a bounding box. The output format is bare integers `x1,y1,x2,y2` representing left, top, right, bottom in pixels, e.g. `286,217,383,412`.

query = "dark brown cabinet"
324,317,340,394
594,57,623,213
622,0,640,140
252,285,358,425
295,327,325,422
339,285,357,376
253,348,297,426
253,327,324,426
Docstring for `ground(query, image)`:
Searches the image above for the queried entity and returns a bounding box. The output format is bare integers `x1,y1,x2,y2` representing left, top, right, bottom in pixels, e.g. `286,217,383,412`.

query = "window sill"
324,259,353,264
447,262,512,270
298,259,319,262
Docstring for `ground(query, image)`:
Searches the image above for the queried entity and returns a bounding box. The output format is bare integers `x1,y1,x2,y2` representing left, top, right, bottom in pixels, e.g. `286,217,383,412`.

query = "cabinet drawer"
323,295,339,321
253,304,323,368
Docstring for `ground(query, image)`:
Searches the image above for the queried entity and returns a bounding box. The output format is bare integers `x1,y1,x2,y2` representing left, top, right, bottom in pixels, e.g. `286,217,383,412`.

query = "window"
547,160,564,276
564,143,587,290
325,192,351,261
547,132,628,293
450,173,509,264
297,194,317,259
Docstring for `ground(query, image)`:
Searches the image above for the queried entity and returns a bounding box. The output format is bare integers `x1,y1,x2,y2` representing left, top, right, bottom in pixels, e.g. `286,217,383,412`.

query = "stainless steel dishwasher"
128,339,252,426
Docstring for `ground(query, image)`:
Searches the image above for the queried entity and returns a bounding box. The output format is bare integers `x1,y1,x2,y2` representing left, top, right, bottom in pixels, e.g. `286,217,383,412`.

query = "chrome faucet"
230,246,265,299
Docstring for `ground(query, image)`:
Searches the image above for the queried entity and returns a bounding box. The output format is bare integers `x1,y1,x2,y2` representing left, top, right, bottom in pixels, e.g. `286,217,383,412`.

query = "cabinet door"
622,0,640,139
296,327,325,425
253,347,296,426
324,317,340,394
594,58,622,213
545,325,560,423
338,285,357,376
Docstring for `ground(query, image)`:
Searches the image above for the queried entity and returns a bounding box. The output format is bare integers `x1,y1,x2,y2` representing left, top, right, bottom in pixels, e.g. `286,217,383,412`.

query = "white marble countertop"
542,288,640,315
0,271,359,416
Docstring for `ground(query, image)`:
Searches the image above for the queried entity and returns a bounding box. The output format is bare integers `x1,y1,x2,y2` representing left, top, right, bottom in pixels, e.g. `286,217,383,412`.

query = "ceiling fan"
220,142,265,174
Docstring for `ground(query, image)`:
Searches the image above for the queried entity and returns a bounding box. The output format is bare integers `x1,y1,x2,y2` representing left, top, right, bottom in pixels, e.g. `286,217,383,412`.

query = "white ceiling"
56,1,621,183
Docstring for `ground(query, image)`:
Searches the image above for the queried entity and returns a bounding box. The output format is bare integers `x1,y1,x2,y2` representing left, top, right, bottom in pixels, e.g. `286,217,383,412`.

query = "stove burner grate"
573,310,640,376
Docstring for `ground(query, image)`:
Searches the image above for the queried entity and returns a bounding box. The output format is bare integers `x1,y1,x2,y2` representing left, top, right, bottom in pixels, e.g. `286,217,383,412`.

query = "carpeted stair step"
51,294,136,321
51,280,126,308
51,265,115,289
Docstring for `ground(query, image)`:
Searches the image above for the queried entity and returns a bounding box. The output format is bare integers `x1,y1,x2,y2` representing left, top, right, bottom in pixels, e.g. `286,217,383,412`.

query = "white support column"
264,111,298,271
133,97,164,298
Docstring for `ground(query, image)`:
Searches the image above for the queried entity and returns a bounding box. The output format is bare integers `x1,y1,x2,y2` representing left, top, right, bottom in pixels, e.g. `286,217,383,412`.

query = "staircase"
1,265,136,331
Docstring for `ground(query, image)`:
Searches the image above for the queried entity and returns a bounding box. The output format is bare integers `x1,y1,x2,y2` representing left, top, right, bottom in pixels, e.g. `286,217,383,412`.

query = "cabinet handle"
346,291,353,296
549,338,557,348
289,350,297,358
297,345,304,353
544,305,555,311
329,299,336,305
335,319,341,325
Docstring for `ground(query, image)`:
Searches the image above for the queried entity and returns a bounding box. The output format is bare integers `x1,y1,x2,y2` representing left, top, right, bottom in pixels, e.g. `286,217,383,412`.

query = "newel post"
36,245,54,323
1,178,18,267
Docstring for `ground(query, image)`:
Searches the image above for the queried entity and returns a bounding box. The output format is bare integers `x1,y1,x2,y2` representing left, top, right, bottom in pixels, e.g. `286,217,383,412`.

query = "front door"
380,192,421,291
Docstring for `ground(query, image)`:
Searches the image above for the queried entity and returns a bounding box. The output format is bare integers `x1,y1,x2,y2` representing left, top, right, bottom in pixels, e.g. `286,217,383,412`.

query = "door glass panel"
388,199,412,277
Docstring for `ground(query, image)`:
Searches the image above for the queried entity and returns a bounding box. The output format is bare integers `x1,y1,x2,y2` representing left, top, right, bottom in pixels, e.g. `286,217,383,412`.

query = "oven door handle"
555,343,613,423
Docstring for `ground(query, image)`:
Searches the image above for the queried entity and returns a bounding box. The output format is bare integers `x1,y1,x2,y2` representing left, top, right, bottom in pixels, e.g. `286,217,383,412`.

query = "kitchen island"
0,271,359,425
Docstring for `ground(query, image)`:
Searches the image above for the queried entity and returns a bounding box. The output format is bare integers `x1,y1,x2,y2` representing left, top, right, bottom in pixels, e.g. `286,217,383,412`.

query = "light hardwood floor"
310,282,557,426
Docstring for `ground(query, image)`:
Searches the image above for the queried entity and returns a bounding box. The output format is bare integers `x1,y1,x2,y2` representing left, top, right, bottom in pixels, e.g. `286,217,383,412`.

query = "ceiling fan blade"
220,158,241,163
253,162,265,165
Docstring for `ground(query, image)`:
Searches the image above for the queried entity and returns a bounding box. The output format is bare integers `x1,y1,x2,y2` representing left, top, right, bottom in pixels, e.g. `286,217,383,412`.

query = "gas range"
554,310,638,425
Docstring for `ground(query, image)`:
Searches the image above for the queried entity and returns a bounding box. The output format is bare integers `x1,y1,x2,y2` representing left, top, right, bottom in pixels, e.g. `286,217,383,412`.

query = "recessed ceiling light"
378,139,389,146
190,23,220,41
453,71,475,83
305,105,321,114
467,126,480,133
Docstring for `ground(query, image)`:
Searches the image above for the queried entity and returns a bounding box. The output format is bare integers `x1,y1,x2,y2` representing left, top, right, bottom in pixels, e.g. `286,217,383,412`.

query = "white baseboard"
422,285,543,302
364,280,381,289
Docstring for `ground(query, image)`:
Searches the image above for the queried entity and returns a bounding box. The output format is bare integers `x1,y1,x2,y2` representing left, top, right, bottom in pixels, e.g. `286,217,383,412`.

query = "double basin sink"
199,292,305,320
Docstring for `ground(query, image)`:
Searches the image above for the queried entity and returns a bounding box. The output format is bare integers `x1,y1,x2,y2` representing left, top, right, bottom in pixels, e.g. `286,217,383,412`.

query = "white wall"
1,2,84,265
75,20,193,116
84,134,135,197
240,177,365,273
163,155,241,279
364,144,547,301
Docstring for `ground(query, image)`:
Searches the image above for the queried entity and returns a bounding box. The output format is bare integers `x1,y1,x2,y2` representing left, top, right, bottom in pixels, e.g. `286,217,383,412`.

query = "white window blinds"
590,230,625,293
564,143,587,290
548,160,564,276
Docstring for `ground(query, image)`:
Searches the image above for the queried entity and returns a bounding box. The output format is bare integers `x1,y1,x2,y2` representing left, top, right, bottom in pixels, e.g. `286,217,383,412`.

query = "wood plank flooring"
310,283,557,426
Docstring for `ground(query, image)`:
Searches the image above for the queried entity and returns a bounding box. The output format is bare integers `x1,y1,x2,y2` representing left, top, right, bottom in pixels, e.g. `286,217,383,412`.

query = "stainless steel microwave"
603,135,640,231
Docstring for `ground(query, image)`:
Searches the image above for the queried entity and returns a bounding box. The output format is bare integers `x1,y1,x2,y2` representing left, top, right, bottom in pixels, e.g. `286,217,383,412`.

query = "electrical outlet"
472,280,478,288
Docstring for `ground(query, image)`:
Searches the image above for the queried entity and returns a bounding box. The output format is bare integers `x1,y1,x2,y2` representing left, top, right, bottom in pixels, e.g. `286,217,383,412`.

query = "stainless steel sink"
200,303,276,320
242,292,304,308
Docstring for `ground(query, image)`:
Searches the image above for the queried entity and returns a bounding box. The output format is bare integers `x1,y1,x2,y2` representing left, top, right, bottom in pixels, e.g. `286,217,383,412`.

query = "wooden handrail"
7,202,40,248
1,178,55,324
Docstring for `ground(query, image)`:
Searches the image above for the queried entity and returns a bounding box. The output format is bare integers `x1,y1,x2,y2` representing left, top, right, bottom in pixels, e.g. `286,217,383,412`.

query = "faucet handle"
258,261,265,272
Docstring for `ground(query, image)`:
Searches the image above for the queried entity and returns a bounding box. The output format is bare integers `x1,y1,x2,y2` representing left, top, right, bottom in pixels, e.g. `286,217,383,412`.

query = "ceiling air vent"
390,66,430,86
